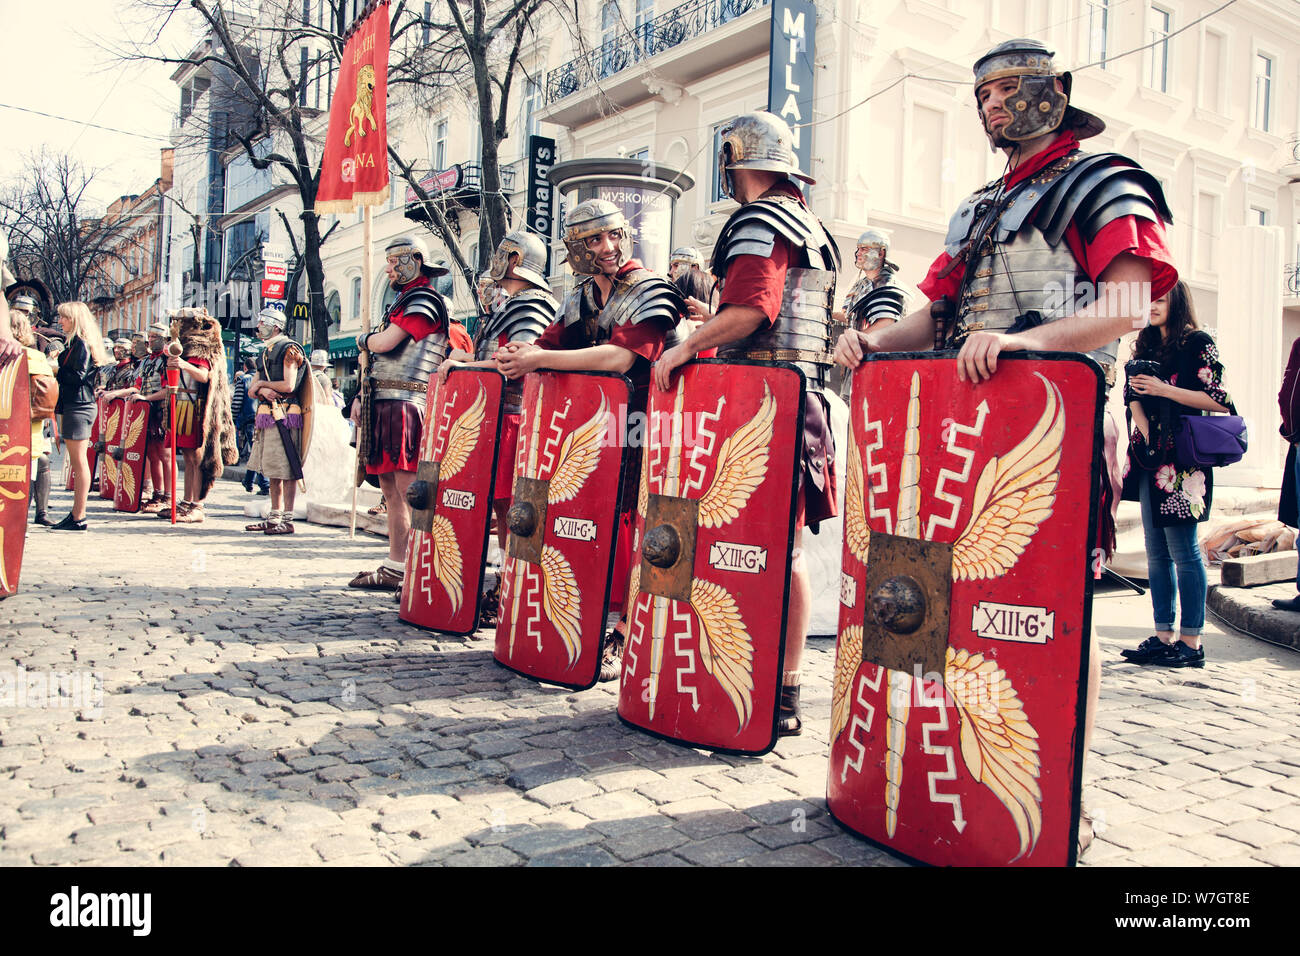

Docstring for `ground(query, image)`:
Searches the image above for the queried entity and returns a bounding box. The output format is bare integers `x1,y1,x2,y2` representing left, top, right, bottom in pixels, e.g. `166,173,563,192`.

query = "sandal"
478,582,501,629
263,519,294,535
140,494,169,515
175,504,205,523
367,497,387,517
348,565,404,591
161,500,193,518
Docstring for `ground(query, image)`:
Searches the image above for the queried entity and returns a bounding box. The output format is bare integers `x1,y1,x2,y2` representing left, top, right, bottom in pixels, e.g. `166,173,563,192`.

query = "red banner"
316,1,390,213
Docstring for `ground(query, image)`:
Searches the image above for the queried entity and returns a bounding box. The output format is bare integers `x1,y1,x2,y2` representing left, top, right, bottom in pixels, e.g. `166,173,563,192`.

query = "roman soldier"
835,228,907,331
833,38,1176,854
655,110,841,736
349,234,452,590
667,246,704,281
244,307,311,535
132,322,172,513
163,307,238,523
437,230,558,624
497,200,685,679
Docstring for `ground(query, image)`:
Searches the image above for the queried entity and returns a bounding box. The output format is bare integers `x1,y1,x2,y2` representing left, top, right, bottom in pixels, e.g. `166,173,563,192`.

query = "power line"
0,103,172,143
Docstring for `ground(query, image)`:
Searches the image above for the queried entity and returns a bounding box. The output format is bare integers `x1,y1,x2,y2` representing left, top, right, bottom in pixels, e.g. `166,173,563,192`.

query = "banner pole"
350,204,374,539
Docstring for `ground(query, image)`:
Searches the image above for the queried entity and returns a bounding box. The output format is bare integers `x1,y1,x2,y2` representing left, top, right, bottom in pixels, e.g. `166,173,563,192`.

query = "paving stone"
525,779,602,809
674,833,766,866
1216,819,1295,849
743,843,839,866
502,826,603,858
527,844,619,867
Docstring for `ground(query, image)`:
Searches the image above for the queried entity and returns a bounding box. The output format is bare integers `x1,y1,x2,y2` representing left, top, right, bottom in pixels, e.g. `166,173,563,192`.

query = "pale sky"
0,0,198,211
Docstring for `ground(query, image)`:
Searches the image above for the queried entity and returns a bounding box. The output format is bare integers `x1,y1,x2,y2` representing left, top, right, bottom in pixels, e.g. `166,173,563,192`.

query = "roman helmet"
562,199,634,276
255,306,286,340
668,246,704,277
489,229,550,290
310,349,329,369
972,39,1105,150
384,234,448,284
9,294,38,318
715,111,814,200
854,227,897,275
147,320,170,350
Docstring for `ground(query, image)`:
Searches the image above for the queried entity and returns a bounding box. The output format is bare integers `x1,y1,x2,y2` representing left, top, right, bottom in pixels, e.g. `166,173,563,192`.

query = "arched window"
351,276,362,320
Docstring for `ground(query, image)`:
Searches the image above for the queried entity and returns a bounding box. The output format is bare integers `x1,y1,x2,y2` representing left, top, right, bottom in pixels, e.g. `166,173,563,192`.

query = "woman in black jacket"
1120,282,1232,667
52,302,109,530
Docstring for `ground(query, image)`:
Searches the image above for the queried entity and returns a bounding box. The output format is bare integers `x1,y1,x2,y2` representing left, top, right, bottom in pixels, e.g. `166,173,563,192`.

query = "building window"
601,1,620,78
351,276,362,320
433,118,448,169
711,119,737,202
1195,192,1218,274
634,0,654,52
1253,53,1273,132
1200,30,1224,112
522,77,541,141
1250,206,1268,226
299,47,310,107
422,1,432,45
1146,6,1172,93
1086,0,1108,68
327,291,341,332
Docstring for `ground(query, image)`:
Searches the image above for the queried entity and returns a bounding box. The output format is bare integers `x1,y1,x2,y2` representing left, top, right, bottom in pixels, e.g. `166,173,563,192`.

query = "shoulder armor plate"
712,197,840,279
602,269,685,329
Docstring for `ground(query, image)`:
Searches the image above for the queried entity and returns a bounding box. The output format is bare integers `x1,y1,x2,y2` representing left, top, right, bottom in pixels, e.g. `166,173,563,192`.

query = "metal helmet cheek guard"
490,230,550,289
562,199,634,276
716,111,814,199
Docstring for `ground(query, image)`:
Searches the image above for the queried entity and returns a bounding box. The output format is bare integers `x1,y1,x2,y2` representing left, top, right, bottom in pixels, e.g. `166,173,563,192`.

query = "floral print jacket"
1121,330,1232,526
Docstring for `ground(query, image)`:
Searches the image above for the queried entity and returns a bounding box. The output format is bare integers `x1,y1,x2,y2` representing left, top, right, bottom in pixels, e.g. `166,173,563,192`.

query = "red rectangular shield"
494,370,631,689
827,353,1103,866
98,398,125,500
0,355,32,598
617,360,805,755
113,399,151,513
401,368,505,635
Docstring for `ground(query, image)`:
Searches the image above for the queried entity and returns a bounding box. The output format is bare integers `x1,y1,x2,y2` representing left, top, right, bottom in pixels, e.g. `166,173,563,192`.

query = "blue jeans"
1140,480,1207,636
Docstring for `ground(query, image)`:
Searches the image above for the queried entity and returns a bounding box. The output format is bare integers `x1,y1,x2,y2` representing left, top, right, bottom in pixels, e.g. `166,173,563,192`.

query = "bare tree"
116,0,582,347
0,150,144,308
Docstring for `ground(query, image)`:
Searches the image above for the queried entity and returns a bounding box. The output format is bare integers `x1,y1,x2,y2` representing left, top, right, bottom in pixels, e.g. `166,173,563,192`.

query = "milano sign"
767,0,816,194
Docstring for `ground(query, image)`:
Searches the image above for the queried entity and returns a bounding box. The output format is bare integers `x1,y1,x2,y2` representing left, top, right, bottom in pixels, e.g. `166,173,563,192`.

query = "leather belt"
372,378,429,394
727,348,834,366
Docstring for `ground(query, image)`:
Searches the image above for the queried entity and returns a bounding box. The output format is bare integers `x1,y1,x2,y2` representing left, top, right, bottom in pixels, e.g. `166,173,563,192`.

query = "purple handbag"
1174,413,1248,468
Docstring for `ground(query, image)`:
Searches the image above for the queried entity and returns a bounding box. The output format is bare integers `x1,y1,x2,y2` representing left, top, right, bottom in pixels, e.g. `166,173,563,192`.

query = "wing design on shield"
494,372,629,689
952,375,1064,581
947,646,1042,860
829,356,1099,867
0,357,32,597
400,369,504,635
428,514,464,615
618,362,805,755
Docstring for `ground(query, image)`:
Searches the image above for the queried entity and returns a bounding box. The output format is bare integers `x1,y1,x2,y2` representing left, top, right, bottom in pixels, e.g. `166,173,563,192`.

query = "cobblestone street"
2,477,1298,867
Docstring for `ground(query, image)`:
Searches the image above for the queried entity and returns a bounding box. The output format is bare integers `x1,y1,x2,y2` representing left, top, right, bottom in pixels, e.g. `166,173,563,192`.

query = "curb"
1207,582,1300,651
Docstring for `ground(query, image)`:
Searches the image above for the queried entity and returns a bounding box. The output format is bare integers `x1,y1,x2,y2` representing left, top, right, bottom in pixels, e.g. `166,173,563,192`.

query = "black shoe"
241,478,253,493
257,487,270,496
1149,640,1205,668
49,513,87,531
1271,595,1300,613
32,514,54,527
778,684,802,737
598,621,626,682
1121,635,1169,663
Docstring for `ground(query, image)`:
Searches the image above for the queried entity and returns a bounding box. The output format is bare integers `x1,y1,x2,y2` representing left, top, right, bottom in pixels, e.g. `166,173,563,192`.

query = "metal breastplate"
717,266,837,391
953,224,1118,368
142,355,165,397
370,329,450,401
477,291,556,414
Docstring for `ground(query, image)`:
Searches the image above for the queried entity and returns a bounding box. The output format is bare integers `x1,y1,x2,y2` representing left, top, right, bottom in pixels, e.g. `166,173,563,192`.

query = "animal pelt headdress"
169,307,238,499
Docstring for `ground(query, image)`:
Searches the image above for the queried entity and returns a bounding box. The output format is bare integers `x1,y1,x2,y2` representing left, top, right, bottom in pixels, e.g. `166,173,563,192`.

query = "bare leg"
269,478,287,513
183,448,199,502
782,528,809,675
493,499,509,551
67,438,90,520
281,476,297,516
379,470,416,563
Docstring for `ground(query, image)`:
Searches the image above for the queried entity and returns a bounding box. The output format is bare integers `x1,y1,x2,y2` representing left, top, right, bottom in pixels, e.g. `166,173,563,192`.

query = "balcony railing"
1285,262,1300,298
545,0,771,103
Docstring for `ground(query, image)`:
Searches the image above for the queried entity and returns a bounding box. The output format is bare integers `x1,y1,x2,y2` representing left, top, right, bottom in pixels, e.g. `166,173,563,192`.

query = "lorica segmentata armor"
369,282,451,400
476,288,557,413
712,195,841,390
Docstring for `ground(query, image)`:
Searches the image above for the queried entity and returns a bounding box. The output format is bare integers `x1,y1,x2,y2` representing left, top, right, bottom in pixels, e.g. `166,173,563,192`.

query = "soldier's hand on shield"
495,341,541,380
653,342,693,392
436,359,462,384
0,336,18,367
956,330,1022,383
832,328,871,369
